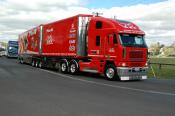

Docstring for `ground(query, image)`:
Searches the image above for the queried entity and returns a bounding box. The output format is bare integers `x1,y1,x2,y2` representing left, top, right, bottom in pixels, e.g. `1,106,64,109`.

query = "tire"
31,60,35,67
60,61,68,73
35,60,39,67
38,61,44,68
104,64,118,81
69,60,79,74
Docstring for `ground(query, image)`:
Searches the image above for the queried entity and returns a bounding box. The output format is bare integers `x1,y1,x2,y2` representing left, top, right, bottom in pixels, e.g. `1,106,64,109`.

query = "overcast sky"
0,0,175,46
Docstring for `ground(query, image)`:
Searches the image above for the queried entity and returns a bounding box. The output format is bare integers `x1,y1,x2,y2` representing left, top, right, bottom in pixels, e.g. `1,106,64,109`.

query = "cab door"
88,20,104,58
105,33,118,59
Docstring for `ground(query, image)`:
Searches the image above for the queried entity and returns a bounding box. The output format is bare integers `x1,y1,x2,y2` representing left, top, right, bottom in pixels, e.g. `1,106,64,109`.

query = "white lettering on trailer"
69,23,76,33
46,28,53,33
69,40,76,44
46,35,54,45
69,45,75,51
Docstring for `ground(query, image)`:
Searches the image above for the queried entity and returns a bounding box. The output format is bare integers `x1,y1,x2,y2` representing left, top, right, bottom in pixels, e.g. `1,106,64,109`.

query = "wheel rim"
32,61,35,66
106,68,115,79
39,62,42,68
70,64,76,73
61,63,67,72
36,62,38,67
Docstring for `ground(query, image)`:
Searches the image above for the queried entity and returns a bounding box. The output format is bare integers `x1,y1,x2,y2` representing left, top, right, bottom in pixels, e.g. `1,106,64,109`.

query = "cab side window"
96,21,102,29
113,34,117,44
96,36,100,46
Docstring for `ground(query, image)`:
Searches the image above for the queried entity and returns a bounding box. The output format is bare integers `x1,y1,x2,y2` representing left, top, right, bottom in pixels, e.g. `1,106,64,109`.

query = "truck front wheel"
104,64,118,80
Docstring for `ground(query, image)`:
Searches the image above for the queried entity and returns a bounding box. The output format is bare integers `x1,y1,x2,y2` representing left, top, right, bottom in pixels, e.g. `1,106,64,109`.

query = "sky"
86,0,165,8
0,0,175,46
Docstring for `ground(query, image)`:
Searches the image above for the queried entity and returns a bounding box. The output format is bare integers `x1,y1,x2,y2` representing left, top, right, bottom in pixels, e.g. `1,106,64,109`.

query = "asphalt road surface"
0,57,175,116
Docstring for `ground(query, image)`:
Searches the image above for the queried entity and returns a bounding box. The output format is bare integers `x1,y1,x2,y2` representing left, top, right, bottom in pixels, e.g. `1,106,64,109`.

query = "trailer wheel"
104,64,118,81
69,60,79,74
60,62,68,73
35,61,39,67
31,60,35,67
38,61,43,68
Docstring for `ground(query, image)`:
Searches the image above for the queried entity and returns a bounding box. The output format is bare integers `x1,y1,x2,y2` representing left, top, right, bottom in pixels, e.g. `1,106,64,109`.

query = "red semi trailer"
18,14,148,81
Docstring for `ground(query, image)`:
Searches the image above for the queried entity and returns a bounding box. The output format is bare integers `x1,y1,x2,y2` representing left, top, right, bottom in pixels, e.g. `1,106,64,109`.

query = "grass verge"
148,57,175,79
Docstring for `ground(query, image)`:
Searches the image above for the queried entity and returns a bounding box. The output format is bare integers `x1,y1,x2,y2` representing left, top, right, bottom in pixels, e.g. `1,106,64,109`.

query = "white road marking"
40,69,175,96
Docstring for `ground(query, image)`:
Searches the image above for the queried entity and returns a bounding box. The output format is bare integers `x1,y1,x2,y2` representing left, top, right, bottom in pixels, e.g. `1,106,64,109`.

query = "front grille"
130,63,143,67
129,50,143,61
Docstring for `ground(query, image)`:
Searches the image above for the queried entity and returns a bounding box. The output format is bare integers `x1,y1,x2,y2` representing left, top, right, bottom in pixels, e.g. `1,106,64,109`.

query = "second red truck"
18,14,148,80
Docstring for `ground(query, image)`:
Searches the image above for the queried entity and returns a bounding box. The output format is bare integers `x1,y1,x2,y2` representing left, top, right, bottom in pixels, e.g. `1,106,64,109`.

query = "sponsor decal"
119,23,137,29
69,22,77,39
23,35,28,51
69,45,75,51
69,39,76,51
109,48,115,53
70,23,76,33
46,35,54,45
69,40,76,44
31,37,37,49
46,28,53,33
69,33,76,38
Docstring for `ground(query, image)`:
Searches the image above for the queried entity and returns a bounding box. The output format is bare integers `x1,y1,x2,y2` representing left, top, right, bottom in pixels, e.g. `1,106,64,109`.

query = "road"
0,57,175,116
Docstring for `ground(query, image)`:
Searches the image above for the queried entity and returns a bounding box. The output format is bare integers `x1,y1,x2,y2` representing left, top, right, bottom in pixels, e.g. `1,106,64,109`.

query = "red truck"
18,14,148,81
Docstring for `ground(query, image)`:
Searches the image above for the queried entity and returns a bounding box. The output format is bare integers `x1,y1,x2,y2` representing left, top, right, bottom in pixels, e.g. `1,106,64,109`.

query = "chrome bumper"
117,67,148,81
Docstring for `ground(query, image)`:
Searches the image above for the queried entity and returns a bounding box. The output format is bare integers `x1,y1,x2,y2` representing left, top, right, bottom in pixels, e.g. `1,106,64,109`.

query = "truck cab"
82,16,148,81
6,40,19,58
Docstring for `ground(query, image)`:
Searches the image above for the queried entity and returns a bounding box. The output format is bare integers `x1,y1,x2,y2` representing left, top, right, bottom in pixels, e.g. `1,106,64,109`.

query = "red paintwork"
19,14,147,74
42,15,78,56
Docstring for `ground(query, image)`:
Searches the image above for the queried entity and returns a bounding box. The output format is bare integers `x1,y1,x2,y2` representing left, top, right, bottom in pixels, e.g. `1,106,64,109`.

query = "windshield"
8,46,18,54
119,34,147,47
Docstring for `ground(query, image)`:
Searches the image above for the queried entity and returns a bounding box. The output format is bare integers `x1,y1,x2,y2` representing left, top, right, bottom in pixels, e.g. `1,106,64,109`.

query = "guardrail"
149,63,175,69
148,63,175,78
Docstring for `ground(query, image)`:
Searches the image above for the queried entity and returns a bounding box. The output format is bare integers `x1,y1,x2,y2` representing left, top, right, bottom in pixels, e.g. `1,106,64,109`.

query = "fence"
148,62,175,78
149,62,175,69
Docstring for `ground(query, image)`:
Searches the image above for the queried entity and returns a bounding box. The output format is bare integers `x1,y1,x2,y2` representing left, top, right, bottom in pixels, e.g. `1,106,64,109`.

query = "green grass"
148,57,175,79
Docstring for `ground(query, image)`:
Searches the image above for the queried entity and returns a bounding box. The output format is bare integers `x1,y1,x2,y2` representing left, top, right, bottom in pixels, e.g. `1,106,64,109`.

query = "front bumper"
117,67,148,81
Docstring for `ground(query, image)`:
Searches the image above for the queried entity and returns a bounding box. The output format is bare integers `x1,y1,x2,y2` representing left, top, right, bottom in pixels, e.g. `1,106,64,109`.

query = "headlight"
145,62,148,66
121,62,126,67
